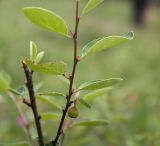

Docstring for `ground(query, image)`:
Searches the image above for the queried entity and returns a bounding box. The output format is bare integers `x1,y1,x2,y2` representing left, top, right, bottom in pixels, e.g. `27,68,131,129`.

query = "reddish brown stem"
52,1,80,145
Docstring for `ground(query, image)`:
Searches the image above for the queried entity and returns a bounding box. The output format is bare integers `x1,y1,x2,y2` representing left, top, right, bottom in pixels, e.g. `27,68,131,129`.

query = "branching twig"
22,62,45,146
52,1,80,145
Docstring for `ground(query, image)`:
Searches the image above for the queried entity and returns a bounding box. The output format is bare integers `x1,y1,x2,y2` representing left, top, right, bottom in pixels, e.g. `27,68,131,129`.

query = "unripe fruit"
68,106,79,118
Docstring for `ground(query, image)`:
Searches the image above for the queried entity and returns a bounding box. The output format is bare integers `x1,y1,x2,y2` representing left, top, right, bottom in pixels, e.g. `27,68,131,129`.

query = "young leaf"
73,119,109,127
78,78,123,91
83,87,112,101
41,112,61,121
82,0,104,15
35,51,45,64
30,41,37,61
38,92,65,97
81,31,134,57
0,142,29,146
0,71,11,92
25,59,67,75
23,7,68,37
79,98,91,109
36,95,61,111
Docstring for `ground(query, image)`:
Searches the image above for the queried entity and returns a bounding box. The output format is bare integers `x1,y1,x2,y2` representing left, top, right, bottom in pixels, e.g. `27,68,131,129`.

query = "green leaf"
81,31,134,57
23,7,68,37
8,88,23,96
34,82,43,92
25,59,67,75
79,98,91,109
78,78,123,91
83,88,112,101
35,51,45,64
73,119,109,127
82,0,104,15
30,41,37,61
57,75,70,86
36,95,61,111
38,92,65,97
0,71,11,92
41,112,61,121
0,142,29,146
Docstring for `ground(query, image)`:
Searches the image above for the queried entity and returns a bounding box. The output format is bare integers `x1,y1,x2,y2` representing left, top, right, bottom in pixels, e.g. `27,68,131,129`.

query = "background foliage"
0,0,160,146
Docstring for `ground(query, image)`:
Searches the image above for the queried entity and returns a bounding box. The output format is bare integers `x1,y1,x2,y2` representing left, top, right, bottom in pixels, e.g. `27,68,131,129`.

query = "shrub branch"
22,62,45,146
52,1,80,145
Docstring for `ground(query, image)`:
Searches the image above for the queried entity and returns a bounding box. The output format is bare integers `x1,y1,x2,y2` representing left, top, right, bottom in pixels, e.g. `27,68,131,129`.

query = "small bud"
68,106,79,118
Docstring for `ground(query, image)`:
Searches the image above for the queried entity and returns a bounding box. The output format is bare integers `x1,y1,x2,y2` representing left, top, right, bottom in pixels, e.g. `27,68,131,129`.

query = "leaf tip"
124,31,134,40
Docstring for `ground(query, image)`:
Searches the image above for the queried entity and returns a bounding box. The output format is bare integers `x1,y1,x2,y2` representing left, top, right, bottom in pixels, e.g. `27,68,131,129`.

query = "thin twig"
22,62,45,146
7,91,33,145
60,118,73,146
52,1,80,145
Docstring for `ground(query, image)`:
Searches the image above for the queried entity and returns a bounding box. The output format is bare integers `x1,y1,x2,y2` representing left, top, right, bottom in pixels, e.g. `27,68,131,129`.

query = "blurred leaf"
41,112,61,121
30,41,37,61
35,51,45,64
78,78,123,91
36,95,61,111
57,75,70,86
73,119,109,127
34,82,43,92
17,86,26,96
83,88,112,101
82,0,104,15
81,31,134,57
0,71,11,92
8,88,22,96
115,114,129,123
23,7,68,37
25,59,67,75
0,142,29,146
38,91,65,97
79,98,91,109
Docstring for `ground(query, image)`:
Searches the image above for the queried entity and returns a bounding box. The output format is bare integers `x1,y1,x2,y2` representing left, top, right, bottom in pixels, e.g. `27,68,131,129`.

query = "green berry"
68,106,79,118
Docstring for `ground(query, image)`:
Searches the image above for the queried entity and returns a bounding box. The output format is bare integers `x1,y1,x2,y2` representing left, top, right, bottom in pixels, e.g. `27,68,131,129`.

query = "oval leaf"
82,0,104,15
41,112,61,121
83,87,112,101
35,51,45,64
23,7,68,37
36,95,61,111
38,92,65,97
25,59,67,75
30,41,37,61
81,31,134,57
79,98,91,109
73,119,109,127
78,78,123,91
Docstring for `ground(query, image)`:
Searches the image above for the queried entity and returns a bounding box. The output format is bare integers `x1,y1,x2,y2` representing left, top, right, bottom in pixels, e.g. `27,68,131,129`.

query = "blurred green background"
0,0,160,146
